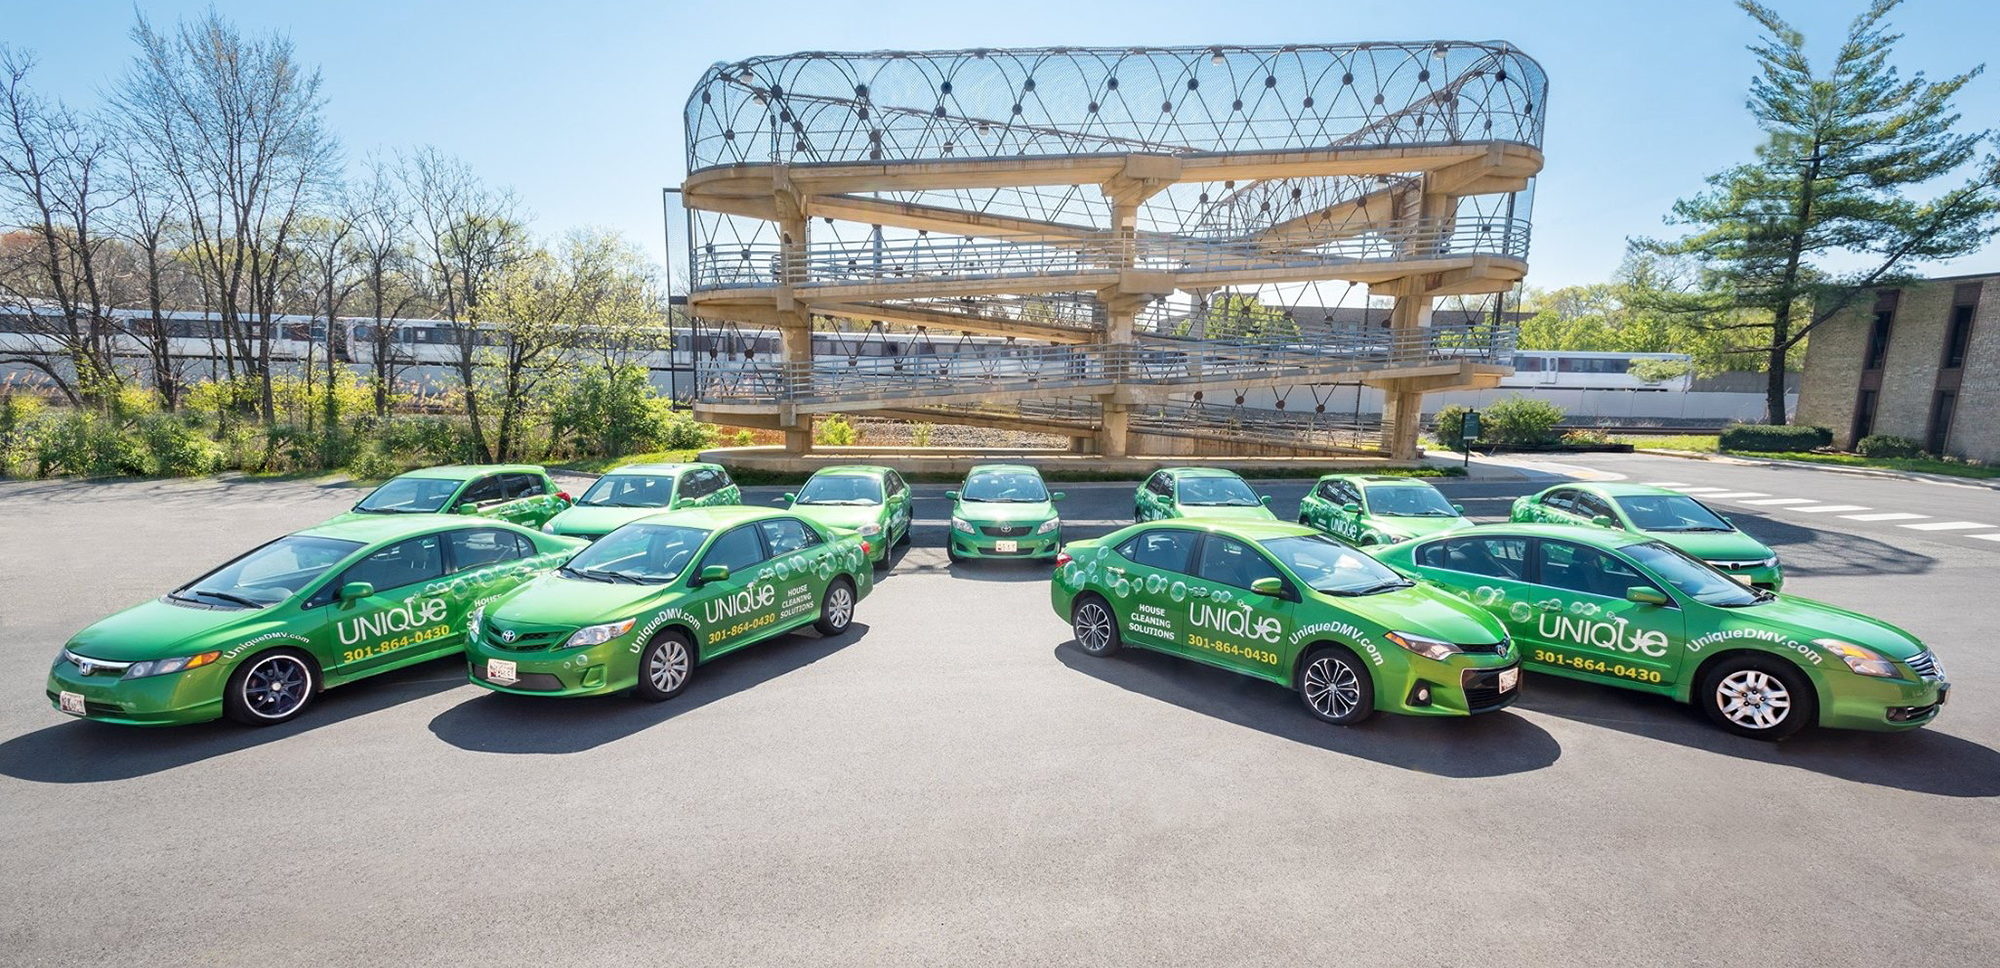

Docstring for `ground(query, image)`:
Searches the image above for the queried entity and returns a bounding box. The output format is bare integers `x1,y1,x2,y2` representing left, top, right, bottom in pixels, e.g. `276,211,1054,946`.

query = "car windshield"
173,535,363,608
962,472,1047,503
796,474,883,505
1366,484,1458,517
1624,541,1764,606
1176,476,1261,506
1616,494,1733,532
354,476,461,513
576,473,675,508
560,523,709,584
1259,534,1412,595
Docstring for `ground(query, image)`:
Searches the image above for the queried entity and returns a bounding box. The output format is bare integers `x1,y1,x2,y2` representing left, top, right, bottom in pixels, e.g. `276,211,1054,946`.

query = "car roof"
1318,473,1438,487
623,505,792,530
297,514,514,544
1135,518,1321,541
810,465,891,477
603,462,710,476
399,463,546,480
1560,482,1683,497
1405,521,1654,548
966,463,1041,476
1163,466,1245,479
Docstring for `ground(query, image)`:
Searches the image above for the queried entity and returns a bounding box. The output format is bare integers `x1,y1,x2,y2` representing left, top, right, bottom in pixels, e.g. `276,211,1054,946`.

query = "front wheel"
814,578,856,636
223,650,317,726
634,632,695,702
1071,595,1121,657
1700,656,1814,740
1298,646,1376,725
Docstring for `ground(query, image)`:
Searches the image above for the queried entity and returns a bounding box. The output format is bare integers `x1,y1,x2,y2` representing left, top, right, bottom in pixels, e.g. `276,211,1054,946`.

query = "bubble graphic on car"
1509,601,1535,624
1170,581,1187,602
1474,586,1505,607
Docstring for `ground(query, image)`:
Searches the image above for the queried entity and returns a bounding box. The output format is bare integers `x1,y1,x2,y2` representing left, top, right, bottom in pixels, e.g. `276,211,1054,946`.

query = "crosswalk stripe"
1969,533,2000,542
1899,521,1993,531
1643,481,1690,487
1791,504,1870,513
1699,491,1770,499
1842,512,1929,522
1671,487,1731,494
1738,498,1817,505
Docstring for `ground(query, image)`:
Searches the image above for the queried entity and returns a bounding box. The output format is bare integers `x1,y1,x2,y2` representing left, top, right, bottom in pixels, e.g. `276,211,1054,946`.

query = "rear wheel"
1071,595,1121,657
1700,655,1814,740
223,650,317,726
634,632,695,702
1298,646,1375,725
814,578,856,636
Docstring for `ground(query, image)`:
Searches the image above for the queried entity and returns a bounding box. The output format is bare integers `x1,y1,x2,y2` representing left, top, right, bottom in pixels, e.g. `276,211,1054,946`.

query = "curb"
1633,448,2000,491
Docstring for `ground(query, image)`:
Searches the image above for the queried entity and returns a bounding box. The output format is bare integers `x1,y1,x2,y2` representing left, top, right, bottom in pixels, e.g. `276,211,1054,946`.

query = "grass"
552,448,705,475
1734,450,2000,480
1609,433,1721,453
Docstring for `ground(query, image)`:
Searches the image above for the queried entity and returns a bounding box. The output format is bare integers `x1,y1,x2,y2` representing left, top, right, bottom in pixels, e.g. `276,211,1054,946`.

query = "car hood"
956,501,1056,524
1371,515,1472,540
1178,504,1278,521
547,505,669,536
1648,529,1773,562
66,598,276,661
1315,581,1506,645
790,504,883,532
488,573,664,628
1722,595,1926,661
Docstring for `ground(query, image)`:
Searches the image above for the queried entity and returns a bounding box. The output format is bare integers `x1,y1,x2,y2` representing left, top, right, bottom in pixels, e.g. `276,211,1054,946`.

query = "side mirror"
1051,491,1066,502
456,503,478,515
338,581,374,603
696,564,730,586
1259,495,1273,506
1451,503,1465,514
944,490,960,501
1342,502,1361,513
1626,586,1670,607
1591,514,1617,528
779,492,796,505
1250,577,1285,597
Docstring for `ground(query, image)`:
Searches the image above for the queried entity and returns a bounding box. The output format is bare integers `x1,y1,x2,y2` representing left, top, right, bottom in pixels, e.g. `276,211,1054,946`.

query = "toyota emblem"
501,630,517,643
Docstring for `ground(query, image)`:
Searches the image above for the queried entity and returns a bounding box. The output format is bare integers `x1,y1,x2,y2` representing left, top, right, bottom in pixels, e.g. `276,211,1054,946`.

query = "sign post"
1461,410,1483,470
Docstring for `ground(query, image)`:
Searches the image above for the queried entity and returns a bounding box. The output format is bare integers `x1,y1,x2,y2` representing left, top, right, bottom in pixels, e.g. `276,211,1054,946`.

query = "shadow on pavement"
1517,673,1999,797
427,623,868,754
0,656,468,784
1053,641,1561,778
1726,515,1934,579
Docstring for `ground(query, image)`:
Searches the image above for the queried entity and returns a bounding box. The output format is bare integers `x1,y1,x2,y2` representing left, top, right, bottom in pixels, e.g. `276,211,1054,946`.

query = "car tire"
1298,646,1376,725
633,631,695,702
1134,505,1146,523
1699,655,1815,740
813,578,856,636
947,544,963,563
222,649,318,726
896,522,911,547
1071,594,1121,657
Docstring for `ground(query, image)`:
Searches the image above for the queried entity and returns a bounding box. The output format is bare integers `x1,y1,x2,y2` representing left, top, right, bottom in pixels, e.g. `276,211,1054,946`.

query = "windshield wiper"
558,566,611,583
184,588,266,609
586,569,645,585
1335,579,1414,596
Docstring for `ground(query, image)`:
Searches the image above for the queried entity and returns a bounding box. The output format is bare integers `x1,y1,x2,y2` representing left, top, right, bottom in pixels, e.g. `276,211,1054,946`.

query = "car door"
1107,528,1201,651
1413,532,1540,632
673,469,712,509
760,516,833,630
457,475,506,518
1518,538,1685,690
1571,491,1623,531
1323,480,1367,543
489,473,545,526
437,527,539,653
1179,533,1295,679
686,522,777,657
317,533,451,677
884,472,912,541
713,468,743,505
1135,472,1171,521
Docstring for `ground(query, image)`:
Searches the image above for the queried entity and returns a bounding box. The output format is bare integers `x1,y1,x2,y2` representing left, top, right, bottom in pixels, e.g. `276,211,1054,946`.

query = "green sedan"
1511,483,1782,589
1373,524,1948,739
780,465,914,567
1052,519,1520,724
1133,467,1276,522
47,517,582,726
465,506,873,700
333,464,572,530
542,462,743,540
1297,474,1471,546
947,464,1064,562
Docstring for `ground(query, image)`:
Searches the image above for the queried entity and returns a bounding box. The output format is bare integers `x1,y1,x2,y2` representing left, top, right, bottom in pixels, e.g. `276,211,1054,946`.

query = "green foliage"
1856,433,1922,459
814,414,859,447
1483,396,1567,446
1720,423,1832,452
1627,357,1695,385
1430,404,1473,451
1171,293,1301,340
909,422,935,447
728,429,756,447
1562,428,1612,445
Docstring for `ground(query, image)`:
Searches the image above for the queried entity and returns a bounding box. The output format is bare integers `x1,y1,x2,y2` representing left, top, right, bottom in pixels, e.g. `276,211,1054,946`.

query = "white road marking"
1969,533,2000,542
1841,512,1929,522
1670,487,1731,494
1899,521,1993,531
1699,491,1770,500
1738,498,1818,506
1643,481,1690,487
1790,504,1870,513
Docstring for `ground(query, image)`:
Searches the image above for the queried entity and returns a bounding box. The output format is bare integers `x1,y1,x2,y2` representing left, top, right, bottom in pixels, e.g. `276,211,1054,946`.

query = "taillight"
860,540,872,556
1055,551,1072,567
556,491,572,503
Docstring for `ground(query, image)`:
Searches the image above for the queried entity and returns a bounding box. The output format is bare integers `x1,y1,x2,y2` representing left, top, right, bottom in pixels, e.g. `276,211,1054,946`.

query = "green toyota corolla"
1133,467,1277,522
1298,474,1472,546
947,464,1064,561
542,462,742,540
1373,524,1948,739
331,464,572,530
1511,483,1782,590
47,517,582,726
1052,519,1520,724
780,465,914,567
465,506,873,700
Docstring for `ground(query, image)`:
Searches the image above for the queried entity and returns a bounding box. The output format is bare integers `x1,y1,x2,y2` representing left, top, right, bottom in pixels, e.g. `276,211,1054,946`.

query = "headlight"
123,651,222,679
468,606,485,640
1817,639,1897,677
1035,517,1060,534
1759,556,1779,569
951,516,973,533
564,618,637,650
1385,630,1463,662
856,523,882,536
541,523,557,534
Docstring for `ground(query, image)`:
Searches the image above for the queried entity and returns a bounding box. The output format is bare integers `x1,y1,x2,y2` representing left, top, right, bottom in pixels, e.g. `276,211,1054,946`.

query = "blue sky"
6,0,1999,289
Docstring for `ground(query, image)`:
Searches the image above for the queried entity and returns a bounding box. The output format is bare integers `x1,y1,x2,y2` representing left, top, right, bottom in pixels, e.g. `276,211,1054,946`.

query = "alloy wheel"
1303,656,1362,719
1074,601,1114,653
242,655,310,720
1715,669,1792,731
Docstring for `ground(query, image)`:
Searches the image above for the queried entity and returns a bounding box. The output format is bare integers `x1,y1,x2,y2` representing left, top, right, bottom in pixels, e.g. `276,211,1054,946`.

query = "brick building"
1797,272,1998,462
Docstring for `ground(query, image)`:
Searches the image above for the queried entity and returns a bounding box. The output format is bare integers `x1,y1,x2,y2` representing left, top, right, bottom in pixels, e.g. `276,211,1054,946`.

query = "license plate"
487,659,518,685
1498,667,1520,692
58,691,86,716
995,540,1018,553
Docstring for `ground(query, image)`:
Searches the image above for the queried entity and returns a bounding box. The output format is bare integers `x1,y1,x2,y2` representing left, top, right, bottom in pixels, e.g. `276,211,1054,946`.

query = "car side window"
500,474,542,500
339,534,446,594
886,473,906,498
759,517,816,556
459,476,504,506
446,528,529,573
1575,493,1616,520
1535,540,1659,599
681,470,714,499
1146,473,1171,497
714,469,736,492
1312,481,1336,501
1195,535,1284,591
699,524,766,574
1115,529,1199,572
1420,536,1530,581
1542,489,1576,512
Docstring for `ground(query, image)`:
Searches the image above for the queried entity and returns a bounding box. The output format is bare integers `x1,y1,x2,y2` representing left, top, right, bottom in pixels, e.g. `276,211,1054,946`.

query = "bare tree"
293,205,361,450
110,145,189,408
348,157,421,415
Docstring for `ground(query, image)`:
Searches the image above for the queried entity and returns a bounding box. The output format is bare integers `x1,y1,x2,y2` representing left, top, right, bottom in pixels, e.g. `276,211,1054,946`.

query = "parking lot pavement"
3,459,1997,967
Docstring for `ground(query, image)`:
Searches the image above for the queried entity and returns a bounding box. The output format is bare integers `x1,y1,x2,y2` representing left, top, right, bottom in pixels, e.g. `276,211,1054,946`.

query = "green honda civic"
332,464,572,530
47,517,583,726
1372,524,1948,739
1133,467,1277,522
779,465,914,567
947,464,1064,561
1511,483,1782,590
1297,474,1472,546
542,462,742,540
1052,519,1520,724
465,506,873,700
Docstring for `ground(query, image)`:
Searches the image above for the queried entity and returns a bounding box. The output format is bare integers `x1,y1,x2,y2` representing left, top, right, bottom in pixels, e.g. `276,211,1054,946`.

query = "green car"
334,464,572,530
1511,483,1782,590
47,517,582,726
465,506,874,700
1133,467,1277,522
542,462,743,540
1051,519,1519,724
947,464,1064,561
1373,524,1948,739
1298,474,1471,546
779,465,914,567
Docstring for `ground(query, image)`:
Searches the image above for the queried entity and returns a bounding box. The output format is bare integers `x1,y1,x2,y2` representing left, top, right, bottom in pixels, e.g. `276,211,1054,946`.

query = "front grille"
482,627,571,652
471,667,566,691
61,650,132,677
1461,665,1521,712
1706,559,1766,571
980,524,1030,537
1456,640,1508,655
1905,651,1944,681
1887,702,1942,723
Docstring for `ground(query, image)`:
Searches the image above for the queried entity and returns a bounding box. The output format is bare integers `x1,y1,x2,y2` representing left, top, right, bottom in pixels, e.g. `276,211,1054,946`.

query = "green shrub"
729,429,756,447
135,414,223,476
814,414,858,447
1719,424,1833,453
1430,404,1472,451
1856,434,1923,459
655,404,717,451
1484,395,1567,446
1562,428,1612,445
28,411,147,477
910,422,935,447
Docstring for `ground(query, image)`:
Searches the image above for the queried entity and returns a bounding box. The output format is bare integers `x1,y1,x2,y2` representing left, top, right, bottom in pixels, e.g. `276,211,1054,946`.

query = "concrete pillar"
1380,288,1434,459
1382,386,1422,461
1093,195,1142,459
1100,403,1130,459
777,210,812,455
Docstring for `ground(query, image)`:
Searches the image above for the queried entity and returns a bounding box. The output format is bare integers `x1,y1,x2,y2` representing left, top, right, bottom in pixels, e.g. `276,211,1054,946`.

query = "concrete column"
1382,386,1423,461
1380,287,1434,459
1093,195,1142,459
778,210,812,455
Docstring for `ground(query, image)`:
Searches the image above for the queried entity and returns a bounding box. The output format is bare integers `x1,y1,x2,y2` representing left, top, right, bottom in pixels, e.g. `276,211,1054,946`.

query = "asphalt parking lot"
2,455,1996,967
